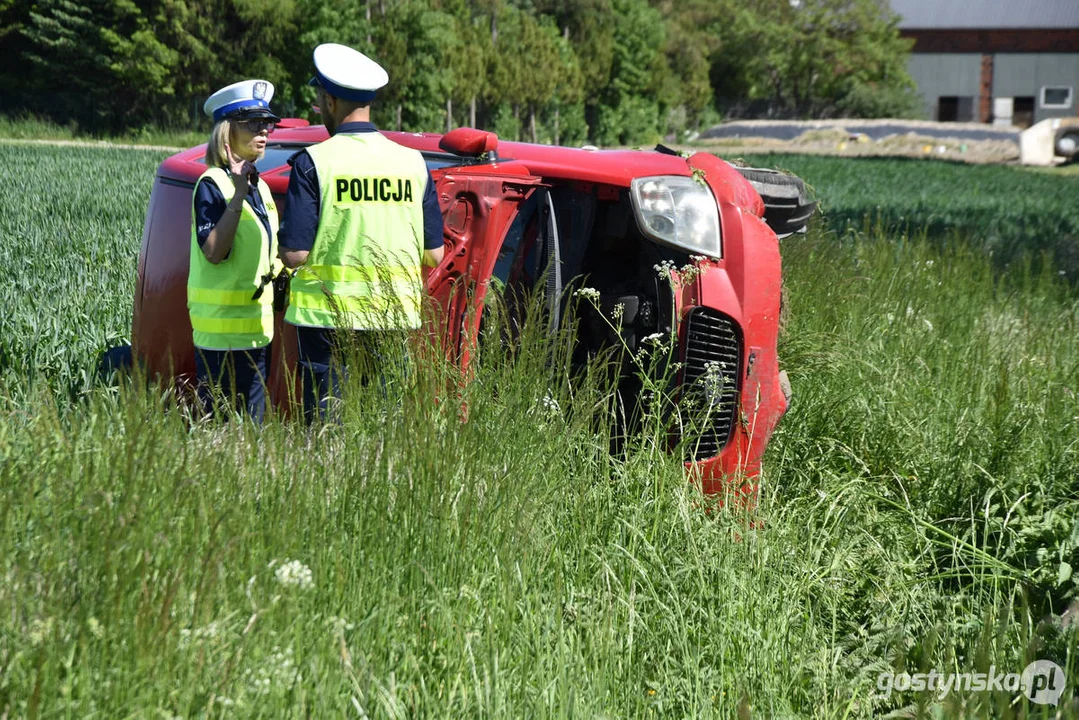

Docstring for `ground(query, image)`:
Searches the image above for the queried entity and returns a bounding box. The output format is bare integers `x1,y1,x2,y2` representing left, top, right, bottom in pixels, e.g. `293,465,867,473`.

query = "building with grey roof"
891,0,1079,125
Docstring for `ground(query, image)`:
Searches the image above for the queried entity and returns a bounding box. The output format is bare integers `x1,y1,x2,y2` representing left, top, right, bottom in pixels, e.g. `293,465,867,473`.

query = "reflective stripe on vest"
285,133,427,330
187,167,280,350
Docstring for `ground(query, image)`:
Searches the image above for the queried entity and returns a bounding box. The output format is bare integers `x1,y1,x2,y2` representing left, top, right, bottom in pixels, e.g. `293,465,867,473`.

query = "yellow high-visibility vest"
285,133,426,330
187,167,280,349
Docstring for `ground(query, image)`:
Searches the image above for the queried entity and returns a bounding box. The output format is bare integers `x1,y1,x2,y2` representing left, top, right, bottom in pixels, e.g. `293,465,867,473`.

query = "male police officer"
278,43,444,422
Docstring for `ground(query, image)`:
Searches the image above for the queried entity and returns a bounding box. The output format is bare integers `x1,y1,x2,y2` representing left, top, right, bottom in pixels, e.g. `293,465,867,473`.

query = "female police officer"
188,79,281,421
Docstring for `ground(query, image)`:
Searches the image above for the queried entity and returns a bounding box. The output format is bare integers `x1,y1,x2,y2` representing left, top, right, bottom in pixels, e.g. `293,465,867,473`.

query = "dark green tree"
594,0,670,146
0,0,919,134
444,10,490,129
655,0,719,133
532,0,614,142
710,0,916,118
292,0,374,121
20,0,179,129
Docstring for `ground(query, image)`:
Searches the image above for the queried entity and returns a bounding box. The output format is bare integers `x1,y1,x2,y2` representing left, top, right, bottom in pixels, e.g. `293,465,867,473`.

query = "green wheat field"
0,143,1076,718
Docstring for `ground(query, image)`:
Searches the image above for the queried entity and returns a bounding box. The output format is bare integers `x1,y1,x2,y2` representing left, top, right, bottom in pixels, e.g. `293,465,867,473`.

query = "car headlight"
630,175,721,258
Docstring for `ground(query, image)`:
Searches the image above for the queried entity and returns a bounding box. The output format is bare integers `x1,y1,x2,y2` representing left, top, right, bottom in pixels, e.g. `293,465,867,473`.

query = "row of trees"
0,0,921,145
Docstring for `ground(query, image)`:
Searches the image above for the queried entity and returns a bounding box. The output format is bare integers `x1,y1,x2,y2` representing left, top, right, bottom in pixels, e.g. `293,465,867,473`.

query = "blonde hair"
205,120,232,167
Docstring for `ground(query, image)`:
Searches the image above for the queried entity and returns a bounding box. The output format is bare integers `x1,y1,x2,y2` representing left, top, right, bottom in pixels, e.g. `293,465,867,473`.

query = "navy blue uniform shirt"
277,121,443,253
193,171,273,250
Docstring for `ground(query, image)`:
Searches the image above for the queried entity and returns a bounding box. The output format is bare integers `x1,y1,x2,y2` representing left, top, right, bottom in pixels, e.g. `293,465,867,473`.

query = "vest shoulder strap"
198,167,235,203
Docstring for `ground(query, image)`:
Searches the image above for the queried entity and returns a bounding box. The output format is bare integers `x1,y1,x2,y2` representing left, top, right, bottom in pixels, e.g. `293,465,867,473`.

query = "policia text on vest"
335,176,414,204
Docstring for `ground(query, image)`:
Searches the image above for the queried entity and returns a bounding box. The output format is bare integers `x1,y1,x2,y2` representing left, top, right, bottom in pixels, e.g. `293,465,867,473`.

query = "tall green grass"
0,145,1076,717
1,232,1076,717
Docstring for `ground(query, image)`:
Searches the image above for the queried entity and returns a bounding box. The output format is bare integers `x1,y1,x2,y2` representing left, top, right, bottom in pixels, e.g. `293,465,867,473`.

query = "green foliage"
2,0,919,144
835,81,925,120
2,0,927,143
711,0,916,119
546,101,588,146
370,1,458,130
596,95,661,148
486,101,521,140
445,13,489,120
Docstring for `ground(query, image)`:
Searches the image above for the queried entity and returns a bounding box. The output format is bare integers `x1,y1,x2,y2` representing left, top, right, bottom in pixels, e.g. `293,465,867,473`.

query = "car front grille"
679,307,741,461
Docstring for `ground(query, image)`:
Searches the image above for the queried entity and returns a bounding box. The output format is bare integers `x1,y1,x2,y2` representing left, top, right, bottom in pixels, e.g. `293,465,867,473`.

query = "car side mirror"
440,128,499,162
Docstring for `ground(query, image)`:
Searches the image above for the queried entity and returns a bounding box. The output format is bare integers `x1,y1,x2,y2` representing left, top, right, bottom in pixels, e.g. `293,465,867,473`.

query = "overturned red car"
130,122,815,494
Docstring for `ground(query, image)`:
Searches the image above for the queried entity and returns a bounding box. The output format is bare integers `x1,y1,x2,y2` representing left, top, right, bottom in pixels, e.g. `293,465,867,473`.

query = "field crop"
737,153,1079,281
0,143,171,397
0,144,1076,718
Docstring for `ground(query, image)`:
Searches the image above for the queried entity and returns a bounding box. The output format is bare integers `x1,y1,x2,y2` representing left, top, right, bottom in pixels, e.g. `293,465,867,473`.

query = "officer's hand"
224,142,255,193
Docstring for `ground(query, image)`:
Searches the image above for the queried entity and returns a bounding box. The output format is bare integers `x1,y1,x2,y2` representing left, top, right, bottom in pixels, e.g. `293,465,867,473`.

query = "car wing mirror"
440,128,499,162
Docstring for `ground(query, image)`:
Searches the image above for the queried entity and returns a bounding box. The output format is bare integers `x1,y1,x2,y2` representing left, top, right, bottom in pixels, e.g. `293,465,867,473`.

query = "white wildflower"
641,332,666,346
29,618,54,645
612,303,625,321
678,263,703,282
532,392,561,424
327,615,356,634
698,360,730,404
653,260,676,279
178,620,223,649
244,646,299,695
274,560,314,590
923,318,934,332
574,287,600,301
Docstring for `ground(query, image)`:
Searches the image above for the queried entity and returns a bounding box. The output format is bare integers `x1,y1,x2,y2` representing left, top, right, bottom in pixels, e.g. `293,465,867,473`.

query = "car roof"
158,125,694,192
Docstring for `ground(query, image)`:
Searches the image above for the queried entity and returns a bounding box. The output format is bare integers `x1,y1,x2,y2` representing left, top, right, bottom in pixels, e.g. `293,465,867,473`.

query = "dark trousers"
294,325,409,424
195,346,269,423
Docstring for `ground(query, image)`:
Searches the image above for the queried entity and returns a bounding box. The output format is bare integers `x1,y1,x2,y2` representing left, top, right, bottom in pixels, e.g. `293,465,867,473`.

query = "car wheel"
735,167,817,238
96,344,133,383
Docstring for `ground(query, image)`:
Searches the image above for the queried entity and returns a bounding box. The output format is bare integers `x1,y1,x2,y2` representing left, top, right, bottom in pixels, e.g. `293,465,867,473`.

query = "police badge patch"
253,81,268,100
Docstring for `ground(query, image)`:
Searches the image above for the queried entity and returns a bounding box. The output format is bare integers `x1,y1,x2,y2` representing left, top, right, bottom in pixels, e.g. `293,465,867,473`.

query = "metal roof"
891,0,1079,30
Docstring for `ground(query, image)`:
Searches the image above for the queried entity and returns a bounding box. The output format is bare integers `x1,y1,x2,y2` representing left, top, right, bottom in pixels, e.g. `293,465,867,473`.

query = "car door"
425,168,545,368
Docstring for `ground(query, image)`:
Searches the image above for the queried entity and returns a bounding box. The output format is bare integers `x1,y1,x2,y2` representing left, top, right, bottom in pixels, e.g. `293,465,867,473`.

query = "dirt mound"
696,119,1021,164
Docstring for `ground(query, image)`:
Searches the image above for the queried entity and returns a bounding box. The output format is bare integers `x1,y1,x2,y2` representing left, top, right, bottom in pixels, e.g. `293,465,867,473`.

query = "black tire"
734,167,817,237
96,344,133,383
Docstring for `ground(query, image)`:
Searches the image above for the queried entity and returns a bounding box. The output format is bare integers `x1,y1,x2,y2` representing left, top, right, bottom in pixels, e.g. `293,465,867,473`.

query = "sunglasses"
236,118,276,133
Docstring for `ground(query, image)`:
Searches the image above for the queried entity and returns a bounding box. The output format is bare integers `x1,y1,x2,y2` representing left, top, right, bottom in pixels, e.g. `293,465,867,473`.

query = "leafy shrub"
836,81,926,119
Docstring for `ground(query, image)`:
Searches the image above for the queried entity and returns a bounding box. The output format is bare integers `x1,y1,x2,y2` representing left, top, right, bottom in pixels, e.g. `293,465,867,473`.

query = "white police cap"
309,43,388,103
203,79,279,122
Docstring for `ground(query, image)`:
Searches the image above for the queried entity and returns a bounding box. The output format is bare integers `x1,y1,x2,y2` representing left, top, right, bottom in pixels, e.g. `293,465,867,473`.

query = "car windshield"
252,144,470,175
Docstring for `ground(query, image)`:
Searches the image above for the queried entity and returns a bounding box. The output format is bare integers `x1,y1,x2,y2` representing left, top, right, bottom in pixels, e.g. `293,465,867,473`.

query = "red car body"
132,124,795,496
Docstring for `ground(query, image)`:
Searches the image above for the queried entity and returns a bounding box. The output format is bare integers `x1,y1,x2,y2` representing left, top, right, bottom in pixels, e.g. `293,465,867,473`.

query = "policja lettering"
334,176,413,204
